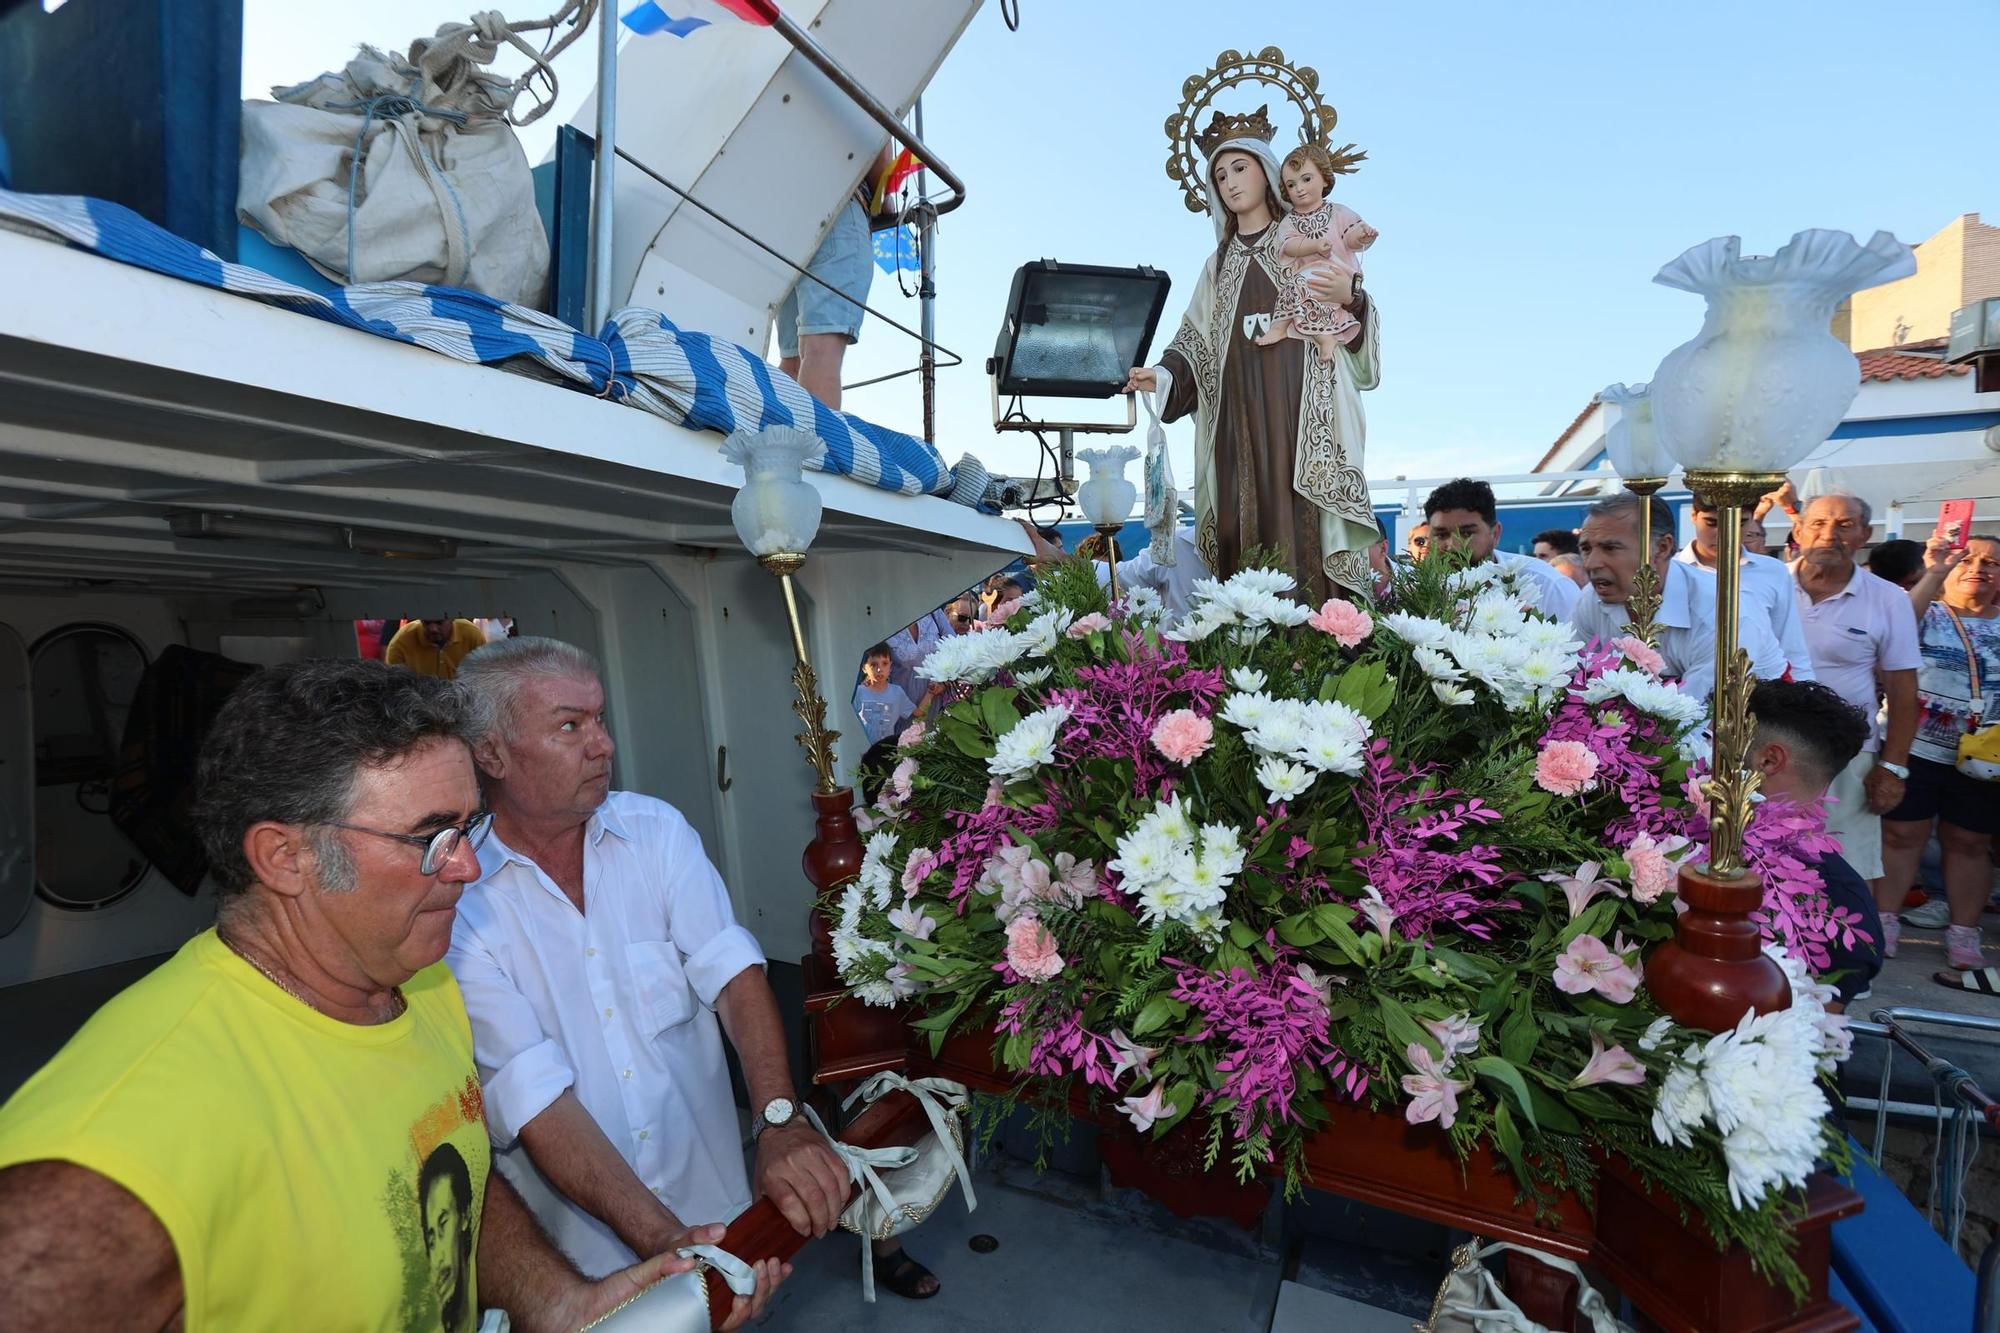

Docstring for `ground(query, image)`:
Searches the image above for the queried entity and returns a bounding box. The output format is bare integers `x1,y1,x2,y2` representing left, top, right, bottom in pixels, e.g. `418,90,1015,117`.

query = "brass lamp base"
1622,475,1669,645
755,551,842,795
1093,524,1124,602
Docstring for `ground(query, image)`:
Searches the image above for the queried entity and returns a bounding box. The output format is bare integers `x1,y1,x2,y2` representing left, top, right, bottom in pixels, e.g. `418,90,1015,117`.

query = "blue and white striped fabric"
0,189,956,498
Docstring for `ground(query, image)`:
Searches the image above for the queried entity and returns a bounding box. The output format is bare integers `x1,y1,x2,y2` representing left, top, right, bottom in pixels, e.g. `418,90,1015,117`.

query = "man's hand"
1863,765,1907,814
1755,478,1799,520
715,1257,789,1330
753,1118,851,1238
534,1246,707,1333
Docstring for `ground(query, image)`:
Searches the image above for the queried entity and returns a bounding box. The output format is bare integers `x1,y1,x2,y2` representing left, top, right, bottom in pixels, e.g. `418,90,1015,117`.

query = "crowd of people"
875,480,1999,1002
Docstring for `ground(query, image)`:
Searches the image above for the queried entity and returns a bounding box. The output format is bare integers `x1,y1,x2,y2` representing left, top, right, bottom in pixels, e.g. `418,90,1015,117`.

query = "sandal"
872,1243,941,1300
1935,967,2000,996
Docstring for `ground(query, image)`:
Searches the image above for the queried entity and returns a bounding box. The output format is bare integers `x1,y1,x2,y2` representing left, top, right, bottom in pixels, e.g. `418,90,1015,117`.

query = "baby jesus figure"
1256,142,1378,358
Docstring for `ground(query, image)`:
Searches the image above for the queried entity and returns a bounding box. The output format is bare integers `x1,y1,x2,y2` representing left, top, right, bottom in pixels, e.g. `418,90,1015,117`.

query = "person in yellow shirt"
386,617,488,679
0,660,759,1332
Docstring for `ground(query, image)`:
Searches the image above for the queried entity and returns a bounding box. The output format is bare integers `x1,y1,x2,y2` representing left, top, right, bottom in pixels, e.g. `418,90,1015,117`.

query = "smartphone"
1937,498,1974,550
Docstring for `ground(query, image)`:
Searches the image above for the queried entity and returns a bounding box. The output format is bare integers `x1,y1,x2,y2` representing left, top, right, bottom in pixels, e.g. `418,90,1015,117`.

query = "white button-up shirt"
887,609,952,699
1495,549,1580,620
448,791,766,1278
1793,562,1921,752
1677,542,1816,681
1569,559,1788,701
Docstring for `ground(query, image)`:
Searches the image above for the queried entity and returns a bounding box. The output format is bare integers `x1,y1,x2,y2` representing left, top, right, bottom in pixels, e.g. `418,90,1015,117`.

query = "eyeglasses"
323,809,494,875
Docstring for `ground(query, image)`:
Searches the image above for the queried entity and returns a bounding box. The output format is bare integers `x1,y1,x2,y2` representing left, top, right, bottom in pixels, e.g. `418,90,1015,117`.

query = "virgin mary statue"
1128,107,1380,601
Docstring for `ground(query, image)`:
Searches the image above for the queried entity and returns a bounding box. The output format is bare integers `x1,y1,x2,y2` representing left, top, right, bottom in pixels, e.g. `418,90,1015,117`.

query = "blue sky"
244,0,1996,491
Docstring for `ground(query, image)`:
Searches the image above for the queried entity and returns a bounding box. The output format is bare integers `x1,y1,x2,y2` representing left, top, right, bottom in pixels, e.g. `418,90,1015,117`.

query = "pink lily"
1107,1028,1160,1084
1540,861,1624,918
1357,884,1398,943
1400,1042,1472,1130
1570,1031,1646,1088
1552,934,1643,1005
1120,1080,1178,1132
1423,1012,1483,1063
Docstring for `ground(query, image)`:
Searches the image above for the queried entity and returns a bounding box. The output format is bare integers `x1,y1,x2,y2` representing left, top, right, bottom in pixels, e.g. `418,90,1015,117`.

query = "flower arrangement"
832,554,1853,1293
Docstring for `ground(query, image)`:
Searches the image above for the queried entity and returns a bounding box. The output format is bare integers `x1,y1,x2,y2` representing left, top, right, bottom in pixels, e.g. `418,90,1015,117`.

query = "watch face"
764,1097,796,1126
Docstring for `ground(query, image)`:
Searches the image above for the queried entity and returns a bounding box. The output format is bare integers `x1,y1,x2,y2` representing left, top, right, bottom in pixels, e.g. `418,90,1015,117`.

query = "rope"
1923,1054,1987,1255
331,92,472,285
419,1,602,127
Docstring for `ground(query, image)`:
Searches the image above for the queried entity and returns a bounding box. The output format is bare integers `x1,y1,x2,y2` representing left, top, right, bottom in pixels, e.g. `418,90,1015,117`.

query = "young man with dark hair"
1421,478,1579,616
1531,529,1579,560
1747,679,1884,1008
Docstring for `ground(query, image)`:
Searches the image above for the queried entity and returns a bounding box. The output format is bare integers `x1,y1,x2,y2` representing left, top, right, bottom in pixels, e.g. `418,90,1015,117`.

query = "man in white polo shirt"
1571,492,1788,702
1680,496,1816,682
1423,479,1580,619
1791,493,1921,948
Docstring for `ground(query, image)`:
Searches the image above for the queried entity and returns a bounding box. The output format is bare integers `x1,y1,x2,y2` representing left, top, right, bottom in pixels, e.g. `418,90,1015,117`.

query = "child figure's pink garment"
1271,199,1374,346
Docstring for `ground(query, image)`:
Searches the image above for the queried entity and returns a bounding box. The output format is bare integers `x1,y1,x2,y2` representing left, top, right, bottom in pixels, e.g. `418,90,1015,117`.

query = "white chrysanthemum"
1219,690,1275,730
919,628,1028,685
1514,650,1574,692
1413,646,1463,681
1197,823,1246,881
1122,585,1165,622
988,703,1071,781
1226,567,1298,598
1145,793,1194,844
1109,826,1181,890
1230,666,1268,693
1256,756,1314,802
1014,606,1076,657
1432,681,1475,706
1650,1057,1710,1149
1381,612,1452,648
1469,594,1527,637
1638,1015,1675,1052
1162,607,1229,643
1012,666,1053,687
1520,617,1584,652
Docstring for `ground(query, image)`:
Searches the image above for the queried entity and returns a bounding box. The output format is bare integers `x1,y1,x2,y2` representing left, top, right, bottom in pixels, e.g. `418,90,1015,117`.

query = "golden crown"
1194,104,1277,159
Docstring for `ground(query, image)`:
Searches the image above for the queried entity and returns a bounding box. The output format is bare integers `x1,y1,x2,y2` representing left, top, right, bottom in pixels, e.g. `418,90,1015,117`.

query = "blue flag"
872,225,920,275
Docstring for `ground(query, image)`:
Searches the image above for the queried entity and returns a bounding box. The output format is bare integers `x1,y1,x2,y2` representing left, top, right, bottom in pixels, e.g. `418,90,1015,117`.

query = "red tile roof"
1532,398,1600,472
1856,337,1971,383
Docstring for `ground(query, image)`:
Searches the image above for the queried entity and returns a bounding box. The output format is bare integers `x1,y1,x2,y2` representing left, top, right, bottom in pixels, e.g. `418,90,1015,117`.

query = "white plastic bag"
238,30,549,305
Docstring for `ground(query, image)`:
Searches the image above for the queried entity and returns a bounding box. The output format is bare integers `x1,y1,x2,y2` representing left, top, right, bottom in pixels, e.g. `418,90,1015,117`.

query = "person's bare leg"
780,355,802,381
1941,822,1996,928
1879,818,1929,913
795,332,849,410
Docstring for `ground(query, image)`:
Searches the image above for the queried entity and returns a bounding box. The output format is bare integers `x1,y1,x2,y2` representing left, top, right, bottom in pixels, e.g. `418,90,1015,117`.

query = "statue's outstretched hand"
1124,367,1158,394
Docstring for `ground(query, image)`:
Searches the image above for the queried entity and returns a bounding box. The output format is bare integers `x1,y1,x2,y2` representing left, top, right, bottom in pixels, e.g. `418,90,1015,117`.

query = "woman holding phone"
1881,530,2000,984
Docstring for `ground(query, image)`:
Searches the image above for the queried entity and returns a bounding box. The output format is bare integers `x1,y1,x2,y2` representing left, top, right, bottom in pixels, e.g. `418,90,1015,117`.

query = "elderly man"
388,616,489,679
1746,680,1884,1009
1423,478,1579,617
1570,492,1787,701
448,638,941,1301
1678,497,1816,680
1791,494,1921,935
0,660,702,1331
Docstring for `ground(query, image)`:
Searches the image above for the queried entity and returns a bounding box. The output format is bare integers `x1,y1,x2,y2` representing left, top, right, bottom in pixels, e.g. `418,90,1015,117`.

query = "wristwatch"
1876,761,1910,780
751,1096,796,1141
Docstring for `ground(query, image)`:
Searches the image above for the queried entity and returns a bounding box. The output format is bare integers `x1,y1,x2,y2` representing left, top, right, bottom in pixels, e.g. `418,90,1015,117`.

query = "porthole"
30,623,151,911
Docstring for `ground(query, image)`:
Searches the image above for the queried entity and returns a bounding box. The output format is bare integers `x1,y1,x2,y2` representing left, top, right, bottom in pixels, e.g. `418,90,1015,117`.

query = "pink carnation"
897,720,927,749
1623,831,1688,904
1149,709,1215,764
1004,914,1065,982
1068,612,1112,638
1613,635,1667,677
1534,740,1601,797
1308,597,1375,647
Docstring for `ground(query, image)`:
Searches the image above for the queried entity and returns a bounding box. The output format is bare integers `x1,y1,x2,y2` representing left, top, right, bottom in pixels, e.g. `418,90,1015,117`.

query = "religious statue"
1260,142,1377,357
1127,49,1381,600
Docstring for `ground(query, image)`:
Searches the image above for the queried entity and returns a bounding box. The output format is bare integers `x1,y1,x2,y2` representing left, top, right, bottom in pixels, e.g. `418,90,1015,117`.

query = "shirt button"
604,1006,614,1019
639,1130,650,1140
623,1068,633,1080
587,947,597,957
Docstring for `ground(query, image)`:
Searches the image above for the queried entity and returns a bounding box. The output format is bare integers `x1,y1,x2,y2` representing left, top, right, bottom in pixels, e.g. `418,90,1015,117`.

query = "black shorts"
1883,756,2000,837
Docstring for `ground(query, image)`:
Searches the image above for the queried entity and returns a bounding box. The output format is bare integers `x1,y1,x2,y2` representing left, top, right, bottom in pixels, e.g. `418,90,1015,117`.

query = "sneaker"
1879,912,1901,959
1946,924,1988,971
1901,897,1953,929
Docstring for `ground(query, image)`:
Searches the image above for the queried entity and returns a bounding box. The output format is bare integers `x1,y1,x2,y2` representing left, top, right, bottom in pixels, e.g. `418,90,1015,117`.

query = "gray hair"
1803,492,1872,528
1584,492,1675,544
456,636,603,742
195,660,484,898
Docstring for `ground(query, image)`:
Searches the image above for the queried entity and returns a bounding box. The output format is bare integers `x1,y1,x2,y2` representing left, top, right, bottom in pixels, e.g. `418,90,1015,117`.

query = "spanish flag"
869,147,926,214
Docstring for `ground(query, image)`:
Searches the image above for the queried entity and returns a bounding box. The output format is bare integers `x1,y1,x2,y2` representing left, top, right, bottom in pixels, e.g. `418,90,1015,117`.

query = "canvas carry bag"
1421,1237,1635,1333
238,12,574,305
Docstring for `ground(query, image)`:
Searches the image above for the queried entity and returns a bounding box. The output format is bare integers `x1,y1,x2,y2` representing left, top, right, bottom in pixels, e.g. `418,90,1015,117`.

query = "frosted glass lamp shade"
1075,444,1139,528
1597,382,1670,480
1649,229,1915,474
721,426,827,557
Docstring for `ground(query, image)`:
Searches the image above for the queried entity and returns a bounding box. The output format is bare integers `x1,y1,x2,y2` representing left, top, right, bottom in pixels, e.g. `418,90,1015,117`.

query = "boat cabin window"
30,623,151,911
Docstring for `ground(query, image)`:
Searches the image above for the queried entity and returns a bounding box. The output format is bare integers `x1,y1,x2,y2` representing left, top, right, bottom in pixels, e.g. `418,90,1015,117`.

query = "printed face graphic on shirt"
419,1143,474,1326
390,1073,488,1333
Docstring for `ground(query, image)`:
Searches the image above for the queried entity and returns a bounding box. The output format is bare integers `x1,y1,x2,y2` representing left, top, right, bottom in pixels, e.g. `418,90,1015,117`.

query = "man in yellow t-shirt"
0,660,718,1332
386,618,488,679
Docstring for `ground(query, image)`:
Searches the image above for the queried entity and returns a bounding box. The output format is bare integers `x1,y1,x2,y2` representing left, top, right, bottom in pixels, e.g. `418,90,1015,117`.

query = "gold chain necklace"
218,931,406,1022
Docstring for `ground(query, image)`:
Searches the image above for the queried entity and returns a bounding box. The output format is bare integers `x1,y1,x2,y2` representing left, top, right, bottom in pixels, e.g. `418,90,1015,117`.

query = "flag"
872,225,920,276
868,146,925,213
622,0,776,38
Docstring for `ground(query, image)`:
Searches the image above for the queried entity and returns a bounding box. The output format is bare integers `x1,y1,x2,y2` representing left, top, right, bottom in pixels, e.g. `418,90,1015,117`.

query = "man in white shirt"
1422,479,1580,619
1017,521,1212,625
1570,493,1788,702
1791,493,1922,937
1679,497,1816,682
447,639,941,1301
887,609,953,701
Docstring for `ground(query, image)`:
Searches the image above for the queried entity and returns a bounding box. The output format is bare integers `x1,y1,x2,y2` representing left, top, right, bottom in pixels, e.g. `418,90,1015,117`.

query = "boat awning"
0,229,1026,597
